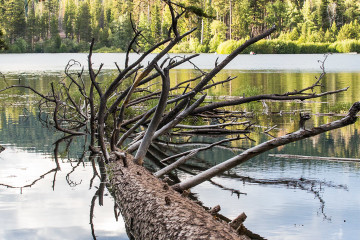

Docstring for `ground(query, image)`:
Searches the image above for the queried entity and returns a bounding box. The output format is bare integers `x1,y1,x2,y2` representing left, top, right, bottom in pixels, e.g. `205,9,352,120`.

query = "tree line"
1,0,360,53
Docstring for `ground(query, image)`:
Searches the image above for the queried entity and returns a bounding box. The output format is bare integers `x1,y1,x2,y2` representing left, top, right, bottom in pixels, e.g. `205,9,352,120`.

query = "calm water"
0,53,360,240
1,52,360,73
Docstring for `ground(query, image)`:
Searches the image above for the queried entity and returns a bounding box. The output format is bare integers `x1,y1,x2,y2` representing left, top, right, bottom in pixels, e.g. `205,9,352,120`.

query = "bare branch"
127,95,206,153
133,65,170,165
173,102,360,191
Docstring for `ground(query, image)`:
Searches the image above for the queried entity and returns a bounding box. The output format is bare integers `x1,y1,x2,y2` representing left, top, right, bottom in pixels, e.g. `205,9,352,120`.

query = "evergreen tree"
285,0,303,30
317,0,330,30
248,0,267,37
4,0,26,43
64,0,76,39
150,2,162,42
138,12,152,50
337,20,359,40
75,0,92,42
26,0,38,51
302,0,317,28
344,0,360,23
209,20,227,52
110,13,133,50
43,0,59,38
265,0,287,34
90,0,103,42
232,0,251,39
201,0,214,44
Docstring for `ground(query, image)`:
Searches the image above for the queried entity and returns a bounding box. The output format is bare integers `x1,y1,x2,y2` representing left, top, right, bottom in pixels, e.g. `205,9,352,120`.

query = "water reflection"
0,108,128,239
1,68,360,239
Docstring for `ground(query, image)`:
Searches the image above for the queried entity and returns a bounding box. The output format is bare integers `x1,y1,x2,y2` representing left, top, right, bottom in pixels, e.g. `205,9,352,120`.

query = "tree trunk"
107,154,250,240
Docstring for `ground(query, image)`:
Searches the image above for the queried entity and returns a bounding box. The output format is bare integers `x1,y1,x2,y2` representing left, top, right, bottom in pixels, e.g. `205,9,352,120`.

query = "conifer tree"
231,0,250,39
26,0,38,51
4,0,26,43
75,0,92,42
64,0,77,39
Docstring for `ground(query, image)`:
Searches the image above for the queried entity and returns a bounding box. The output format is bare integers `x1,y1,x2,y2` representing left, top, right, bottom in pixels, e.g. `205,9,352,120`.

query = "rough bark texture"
107,154,249,240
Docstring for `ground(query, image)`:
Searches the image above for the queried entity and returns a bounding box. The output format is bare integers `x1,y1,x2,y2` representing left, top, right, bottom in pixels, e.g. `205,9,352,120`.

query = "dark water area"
0,53,360,239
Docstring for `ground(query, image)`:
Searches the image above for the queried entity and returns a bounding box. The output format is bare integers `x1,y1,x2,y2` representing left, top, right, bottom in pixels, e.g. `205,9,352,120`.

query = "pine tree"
201,0,214,44
75,0,92,42
265,0,287,34
64,0,76,39
26,0,37,51
232,0,250,39
150,2,162,42
90,0,103,42
317,0,330,30
302,0,317,28
4,0,26,43
344,0,360,24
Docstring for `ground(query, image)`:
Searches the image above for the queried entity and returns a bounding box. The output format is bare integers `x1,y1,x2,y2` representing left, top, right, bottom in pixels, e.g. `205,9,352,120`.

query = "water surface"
1,53,360,73
0,53,360,240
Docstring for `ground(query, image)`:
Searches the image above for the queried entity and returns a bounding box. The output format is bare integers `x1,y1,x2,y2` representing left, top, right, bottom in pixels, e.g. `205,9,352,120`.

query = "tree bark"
107,154,250,240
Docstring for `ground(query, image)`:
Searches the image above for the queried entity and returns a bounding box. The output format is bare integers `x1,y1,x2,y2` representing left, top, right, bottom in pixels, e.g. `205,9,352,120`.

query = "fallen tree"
1,1,360,239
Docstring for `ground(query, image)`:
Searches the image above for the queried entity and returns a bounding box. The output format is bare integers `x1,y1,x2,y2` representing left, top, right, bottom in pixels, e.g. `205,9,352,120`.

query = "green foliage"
93,46,122,53
215,39,359,54
0,30,7,50
265,0,287,33
59,38,80,52
337,21,359,41
9,38,28,53
4,0,26,43
2,0,360,53
110,13,133,51
217,40,241,54
235,86,263,112
75,1,92,42
328,102,353,113
236,85,262,97
209,20,227,52
171,40,191,53
64,0,76,39
330,40,360,53
298,42,331,53
43,34,62,53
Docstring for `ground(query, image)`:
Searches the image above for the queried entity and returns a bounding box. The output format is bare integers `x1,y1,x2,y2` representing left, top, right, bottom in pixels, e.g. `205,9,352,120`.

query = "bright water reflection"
0,148,128,240
1,53,360,240
0,107,128,239
192,152,360,240
1,53,360,73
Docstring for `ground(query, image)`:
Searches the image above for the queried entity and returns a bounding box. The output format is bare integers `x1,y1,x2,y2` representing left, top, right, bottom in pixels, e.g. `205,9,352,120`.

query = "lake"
0,53,360,240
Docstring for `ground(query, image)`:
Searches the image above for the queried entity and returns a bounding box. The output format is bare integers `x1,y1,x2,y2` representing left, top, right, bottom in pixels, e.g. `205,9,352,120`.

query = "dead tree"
1,1,360,239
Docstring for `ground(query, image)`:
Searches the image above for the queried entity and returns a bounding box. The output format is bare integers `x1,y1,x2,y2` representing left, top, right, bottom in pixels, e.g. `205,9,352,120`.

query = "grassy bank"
216,39,360,54
3,37,360,54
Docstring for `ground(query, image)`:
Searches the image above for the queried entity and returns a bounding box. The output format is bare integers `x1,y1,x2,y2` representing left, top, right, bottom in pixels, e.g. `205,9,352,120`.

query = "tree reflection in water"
0,130,346,239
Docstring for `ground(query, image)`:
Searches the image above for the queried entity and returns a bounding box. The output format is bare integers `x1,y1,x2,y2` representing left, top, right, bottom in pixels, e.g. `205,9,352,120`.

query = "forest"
1,0,360,54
